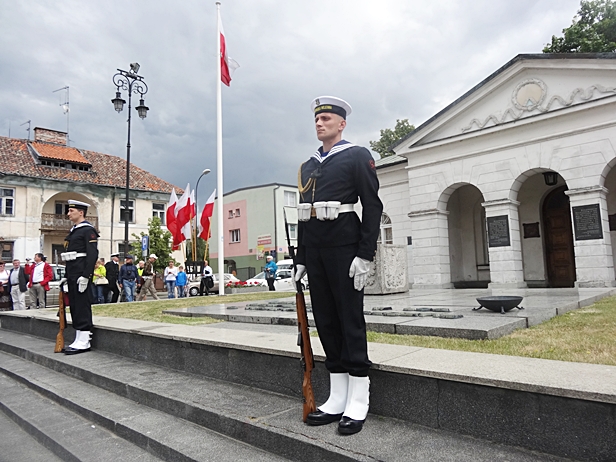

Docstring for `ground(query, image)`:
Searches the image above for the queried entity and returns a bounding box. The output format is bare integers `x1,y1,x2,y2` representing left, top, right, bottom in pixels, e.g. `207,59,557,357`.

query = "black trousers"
108,279,120,303
266,277,275,291
306,244,371,377
67,275,93,331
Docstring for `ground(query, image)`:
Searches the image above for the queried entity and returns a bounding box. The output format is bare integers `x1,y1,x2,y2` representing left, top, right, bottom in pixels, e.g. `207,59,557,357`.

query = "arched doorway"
542,186,576,287
445,184,489,288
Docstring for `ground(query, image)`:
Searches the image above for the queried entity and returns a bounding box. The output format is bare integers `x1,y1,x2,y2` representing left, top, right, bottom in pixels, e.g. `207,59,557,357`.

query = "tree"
369,119,415,158
185,238,207,262
543,0,616,53
132,217,173,273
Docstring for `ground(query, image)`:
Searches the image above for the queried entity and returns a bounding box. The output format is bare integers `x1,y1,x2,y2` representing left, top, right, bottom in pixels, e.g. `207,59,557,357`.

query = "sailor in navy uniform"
294,96,383,435
62,199,99,355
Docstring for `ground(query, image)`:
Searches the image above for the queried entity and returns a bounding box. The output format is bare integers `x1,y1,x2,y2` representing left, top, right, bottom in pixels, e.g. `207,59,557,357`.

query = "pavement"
165,286,616,339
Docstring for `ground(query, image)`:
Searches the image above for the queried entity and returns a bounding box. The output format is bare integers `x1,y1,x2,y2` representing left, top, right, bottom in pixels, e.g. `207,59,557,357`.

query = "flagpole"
216,1,225,295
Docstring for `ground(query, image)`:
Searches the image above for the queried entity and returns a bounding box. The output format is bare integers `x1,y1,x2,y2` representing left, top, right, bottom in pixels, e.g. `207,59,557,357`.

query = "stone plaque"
487,215,510,247
573,204,603,241
523,222,540,238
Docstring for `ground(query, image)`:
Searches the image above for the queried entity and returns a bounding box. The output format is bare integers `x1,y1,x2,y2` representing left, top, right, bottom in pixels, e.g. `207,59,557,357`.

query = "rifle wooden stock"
295,289,316,421
54,285,66,353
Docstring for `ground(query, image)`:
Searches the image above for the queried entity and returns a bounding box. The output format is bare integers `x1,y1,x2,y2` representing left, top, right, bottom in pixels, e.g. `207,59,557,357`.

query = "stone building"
377,53,616,289
0,127,179,262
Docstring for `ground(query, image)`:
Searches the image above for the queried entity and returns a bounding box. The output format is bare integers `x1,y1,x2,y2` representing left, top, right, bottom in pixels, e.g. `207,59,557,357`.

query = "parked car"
24,264,66,308
186,273,240,296
246,268,307,292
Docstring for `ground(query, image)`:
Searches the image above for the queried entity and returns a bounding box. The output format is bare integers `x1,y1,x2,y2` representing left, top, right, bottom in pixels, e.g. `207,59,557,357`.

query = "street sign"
141,235,149,257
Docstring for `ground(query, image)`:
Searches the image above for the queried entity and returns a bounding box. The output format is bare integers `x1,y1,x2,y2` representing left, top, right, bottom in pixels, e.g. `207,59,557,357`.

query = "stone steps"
0,328,575,462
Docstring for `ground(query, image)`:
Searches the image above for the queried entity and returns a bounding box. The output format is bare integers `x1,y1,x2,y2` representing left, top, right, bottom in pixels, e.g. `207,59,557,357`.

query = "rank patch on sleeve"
369,159,376,171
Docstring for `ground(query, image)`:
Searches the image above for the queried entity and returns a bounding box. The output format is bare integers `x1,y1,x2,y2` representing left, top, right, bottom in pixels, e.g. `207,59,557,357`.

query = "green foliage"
543,0,616,53
369,119,415,158
132,217,173,273
185,238,208,262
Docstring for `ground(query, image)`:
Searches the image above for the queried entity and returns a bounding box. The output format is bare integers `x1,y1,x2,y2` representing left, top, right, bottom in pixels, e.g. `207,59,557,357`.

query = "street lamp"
193,169,211,261
111,63,149,258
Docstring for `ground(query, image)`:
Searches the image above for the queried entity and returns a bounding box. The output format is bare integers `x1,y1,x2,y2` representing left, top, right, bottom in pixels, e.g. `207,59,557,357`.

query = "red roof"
0,136,180,194
30,141,90,165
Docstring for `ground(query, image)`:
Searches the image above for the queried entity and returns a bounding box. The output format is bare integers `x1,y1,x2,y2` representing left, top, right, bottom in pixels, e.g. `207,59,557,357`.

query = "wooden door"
543,187,576,288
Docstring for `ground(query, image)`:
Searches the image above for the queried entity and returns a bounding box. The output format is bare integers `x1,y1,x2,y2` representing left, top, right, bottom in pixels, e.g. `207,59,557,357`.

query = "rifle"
284,208,316,422
54,279,67,353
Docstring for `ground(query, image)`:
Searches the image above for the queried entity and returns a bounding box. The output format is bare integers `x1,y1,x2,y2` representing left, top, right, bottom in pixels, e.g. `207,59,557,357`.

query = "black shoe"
64,347,91,355
338,416,365,435
306,410,343,426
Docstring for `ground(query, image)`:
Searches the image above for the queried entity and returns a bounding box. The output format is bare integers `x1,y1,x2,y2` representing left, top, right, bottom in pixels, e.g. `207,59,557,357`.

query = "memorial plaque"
487,215,510,247
523,222,540,238
573,204,603,241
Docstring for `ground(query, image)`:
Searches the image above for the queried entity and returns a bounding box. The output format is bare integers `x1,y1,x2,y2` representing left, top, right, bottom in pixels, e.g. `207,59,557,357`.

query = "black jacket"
296,143,383,264
105,261,120,282
64,221,99,279
8,266,28,293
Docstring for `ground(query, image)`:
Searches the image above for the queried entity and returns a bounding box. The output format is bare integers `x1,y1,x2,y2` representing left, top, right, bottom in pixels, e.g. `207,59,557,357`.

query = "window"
230,229,241,243
152,203,165,222
228,210,234,219
378,213,393,245
0,188,14,215
284,191,296,207
0,241,14,260
289,224,297,240
235,208,241,217
55,201,70,215
120,200,134,223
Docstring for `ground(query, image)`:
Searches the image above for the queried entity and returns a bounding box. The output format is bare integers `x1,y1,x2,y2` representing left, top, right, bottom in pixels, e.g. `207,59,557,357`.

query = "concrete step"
0,407,64,462
0,372,161,462
0,329,571,462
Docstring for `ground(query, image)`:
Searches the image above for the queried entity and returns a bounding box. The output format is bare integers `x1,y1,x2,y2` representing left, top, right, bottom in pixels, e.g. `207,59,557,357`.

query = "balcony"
40,213,99,232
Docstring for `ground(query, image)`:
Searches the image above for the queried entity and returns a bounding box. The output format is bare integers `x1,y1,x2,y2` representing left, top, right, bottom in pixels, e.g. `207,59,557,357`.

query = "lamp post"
111,63,149,258
193,169,211,261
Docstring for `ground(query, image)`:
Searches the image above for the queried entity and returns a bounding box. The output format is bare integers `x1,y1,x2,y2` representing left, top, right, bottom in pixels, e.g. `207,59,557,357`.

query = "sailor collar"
312,140,355,164
70,220,94,233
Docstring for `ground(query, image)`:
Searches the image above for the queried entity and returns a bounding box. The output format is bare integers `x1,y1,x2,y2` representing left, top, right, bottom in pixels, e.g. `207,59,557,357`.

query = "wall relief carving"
461,79,616,133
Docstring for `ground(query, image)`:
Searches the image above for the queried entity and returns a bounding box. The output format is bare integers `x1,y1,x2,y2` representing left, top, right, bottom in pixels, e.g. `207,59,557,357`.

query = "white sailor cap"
311,96,352,119
67,199,90,211
110,253,120,258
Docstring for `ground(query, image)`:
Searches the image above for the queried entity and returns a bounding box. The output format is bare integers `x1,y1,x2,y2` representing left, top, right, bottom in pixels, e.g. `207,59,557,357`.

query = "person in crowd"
0,261,11,311
164,260,178,299
8,259,28,310
118,255,138,302
200,260,214,296
264,255,278,291
137,254,159,301
105,253,121,303
92,259,107,304
176,265,187,298
27,253,53,309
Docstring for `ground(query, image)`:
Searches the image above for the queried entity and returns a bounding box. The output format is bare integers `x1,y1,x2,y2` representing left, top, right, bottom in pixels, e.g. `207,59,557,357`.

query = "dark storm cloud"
0,0,580,205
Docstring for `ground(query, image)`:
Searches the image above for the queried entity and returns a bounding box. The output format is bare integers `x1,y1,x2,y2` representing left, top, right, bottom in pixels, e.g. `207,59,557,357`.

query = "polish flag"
181,189,196,240
166,189,181,249
175,184,194,243
198,189,216,241
220,16,239,86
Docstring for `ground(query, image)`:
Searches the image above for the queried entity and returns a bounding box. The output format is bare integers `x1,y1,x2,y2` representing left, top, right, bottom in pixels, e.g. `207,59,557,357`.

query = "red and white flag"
198,189,216,240
181,189,196,240
166,188,181,250
175,184,194,244
219,16,239,86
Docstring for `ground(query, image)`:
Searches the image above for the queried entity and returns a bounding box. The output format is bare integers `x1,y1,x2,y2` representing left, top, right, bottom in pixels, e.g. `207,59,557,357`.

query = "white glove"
349,257,371,291
294,264,306,282
77,276,89,293
59,278,69,292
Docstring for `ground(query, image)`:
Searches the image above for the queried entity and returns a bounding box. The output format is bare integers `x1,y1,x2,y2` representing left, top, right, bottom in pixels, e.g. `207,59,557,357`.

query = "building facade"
377,53,616,289
208,183,299,279
0,127,179,263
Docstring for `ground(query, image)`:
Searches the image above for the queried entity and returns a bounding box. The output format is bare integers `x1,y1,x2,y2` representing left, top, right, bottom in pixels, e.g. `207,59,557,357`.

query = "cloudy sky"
1,0,581,204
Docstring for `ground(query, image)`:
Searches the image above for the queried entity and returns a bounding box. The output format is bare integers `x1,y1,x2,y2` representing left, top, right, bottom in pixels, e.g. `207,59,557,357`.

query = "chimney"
33,127,67,146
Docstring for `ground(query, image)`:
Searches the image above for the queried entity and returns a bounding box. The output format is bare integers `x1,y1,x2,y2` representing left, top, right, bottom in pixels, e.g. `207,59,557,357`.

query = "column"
482,199,526,289
565,186,616,288
408,209,453,289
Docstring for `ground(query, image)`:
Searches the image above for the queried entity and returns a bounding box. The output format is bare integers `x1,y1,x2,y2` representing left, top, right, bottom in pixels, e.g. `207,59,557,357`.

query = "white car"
186,273,240,296
246,268,307,292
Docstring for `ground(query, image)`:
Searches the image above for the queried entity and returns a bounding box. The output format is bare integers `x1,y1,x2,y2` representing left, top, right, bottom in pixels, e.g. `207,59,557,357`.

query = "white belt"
298,202,356,222
61,252,87,261
339,204,355,213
